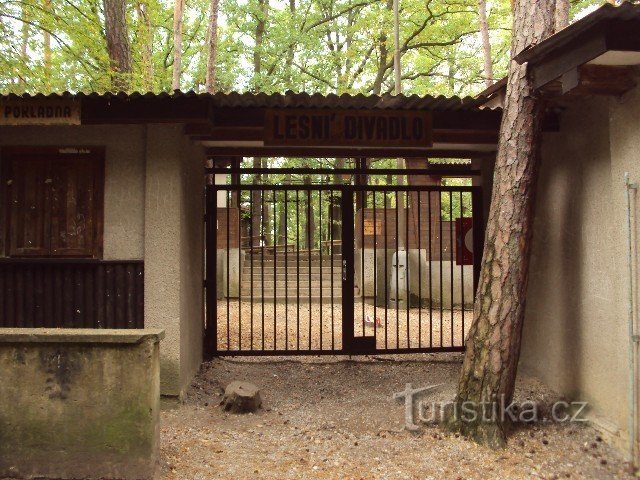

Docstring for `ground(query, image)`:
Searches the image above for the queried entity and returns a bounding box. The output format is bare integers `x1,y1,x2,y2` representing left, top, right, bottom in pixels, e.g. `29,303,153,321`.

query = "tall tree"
172,0,185,90
443,0,556,448
136,0,154,91
555,0,570,31
205,0,220,93
103,0,132,91
478,0,493,88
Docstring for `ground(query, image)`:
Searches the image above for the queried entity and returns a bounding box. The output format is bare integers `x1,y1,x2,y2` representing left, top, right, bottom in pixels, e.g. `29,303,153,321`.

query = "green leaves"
0,0,603,95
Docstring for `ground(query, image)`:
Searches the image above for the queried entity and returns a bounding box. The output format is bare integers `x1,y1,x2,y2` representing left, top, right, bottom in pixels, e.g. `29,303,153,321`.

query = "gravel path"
160,355,636,479
216,301,471,351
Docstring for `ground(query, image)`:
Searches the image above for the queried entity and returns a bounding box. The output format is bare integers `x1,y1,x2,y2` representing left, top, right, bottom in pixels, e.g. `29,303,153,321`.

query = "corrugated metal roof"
515,2,640,64
0,90,498,112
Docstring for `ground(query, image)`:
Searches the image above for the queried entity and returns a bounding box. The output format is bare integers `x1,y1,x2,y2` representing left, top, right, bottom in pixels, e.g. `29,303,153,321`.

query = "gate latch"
342,260,347,281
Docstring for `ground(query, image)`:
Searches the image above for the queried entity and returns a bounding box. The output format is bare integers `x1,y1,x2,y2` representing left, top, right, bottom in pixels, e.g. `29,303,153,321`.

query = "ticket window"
1,147,104,258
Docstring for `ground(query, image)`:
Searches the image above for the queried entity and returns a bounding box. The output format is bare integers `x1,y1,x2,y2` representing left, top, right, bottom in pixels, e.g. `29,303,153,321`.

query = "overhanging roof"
1,91,502,158
0,90,497,112
514,2,640,90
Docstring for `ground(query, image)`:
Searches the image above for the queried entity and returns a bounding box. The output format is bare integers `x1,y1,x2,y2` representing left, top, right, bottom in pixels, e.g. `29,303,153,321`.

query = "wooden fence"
0,260,144,328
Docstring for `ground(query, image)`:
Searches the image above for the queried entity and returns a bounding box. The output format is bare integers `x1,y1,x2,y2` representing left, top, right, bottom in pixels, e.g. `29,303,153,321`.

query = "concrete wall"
521,90,640,456
144,124,204,397
1,124,206,398
0,125,146,260
358,249,474,308
0,328,163,480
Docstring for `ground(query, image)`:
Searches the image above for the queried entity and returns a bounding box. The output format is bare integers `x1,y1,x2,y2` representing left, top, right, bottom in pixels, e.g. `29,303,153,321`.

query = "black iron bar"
384,192,388,350
296,190,300,351
439,191,444,348
273,190,277,350
450,191,454,347
226,190,230,351
238,186,242,350
406,191,410,349
372,191,377,349
417,191,422,348
208,168,482,177
249,189,254,350
261,189,265,350
460,190,465,347
203,184,477,192
429,193,434,347
395,190,399,350
285,189,289,350
330,189,335,350
208,184,218,355
308,189,312,351
319,190,323,350
361,188,366,338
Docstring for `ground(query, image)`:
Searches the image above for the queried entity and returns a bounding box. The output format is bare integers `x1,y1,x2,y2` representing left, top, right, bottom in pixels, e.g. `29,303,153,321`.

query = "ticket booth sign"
455,218,473,265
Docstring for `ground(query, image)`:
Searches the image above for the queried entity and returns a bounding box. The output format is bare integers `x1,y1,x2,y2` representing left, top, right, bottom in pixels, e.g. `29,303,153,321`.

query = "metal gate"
204,169,483,356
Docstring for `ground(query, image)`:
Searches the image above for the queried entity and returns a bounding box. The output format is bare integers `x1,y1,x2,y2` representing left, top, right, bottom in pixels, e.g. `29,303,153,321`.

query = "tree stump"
221,381,262,413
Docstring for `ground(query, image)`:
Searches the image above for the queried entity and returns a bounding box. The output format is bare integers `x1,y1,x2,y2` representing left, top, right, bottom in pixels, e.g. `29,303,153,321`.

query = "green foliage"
0,0,606,96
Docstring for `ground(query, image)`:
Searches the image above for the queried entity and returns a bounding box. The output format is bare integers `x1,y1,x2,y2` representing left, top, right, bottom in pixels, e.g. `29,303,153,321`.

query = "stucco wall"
143,124,204,397
521,91,640,454
0,125,146,260
0,124,205,398
179,134,205,395
0,328,163,480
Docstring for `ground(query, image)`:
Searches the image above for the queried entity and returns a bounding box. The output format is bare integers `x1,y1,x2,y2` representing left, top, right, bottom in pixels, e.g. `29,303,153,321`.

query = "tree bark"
43,0,52,90
252,0,268,91
103,0,132,91
555,0,569,32
136,0,154,91
20,3,29,86
442,0,555,448
478,0,493,88
172,0,184,91
205,0,220,93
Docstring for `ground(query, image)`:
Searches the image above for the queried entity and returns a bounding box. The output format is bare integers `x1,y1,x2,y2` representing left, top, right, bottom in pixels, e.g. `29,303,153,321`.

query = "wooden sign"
363,218,382,236
265,109,432,147
0,99,81,126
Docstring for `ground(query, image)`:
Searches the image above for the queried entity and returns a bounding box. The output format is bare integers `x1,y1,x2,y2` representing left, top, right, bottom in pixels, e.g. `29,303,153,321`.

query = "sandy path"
160,355,635,480
215,301,472,352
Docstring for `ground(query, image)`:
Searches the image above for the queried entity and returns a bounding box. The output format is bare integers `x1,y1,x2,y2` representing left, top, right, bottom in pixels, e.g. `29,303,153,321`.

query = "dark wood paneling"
217,208,240,249
0,260,144,328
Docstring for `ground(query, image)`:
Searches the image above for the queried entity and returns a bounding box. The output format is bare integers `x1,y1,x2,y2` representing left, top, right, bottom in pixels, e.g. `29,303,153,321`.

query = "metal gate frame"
204,169,484,358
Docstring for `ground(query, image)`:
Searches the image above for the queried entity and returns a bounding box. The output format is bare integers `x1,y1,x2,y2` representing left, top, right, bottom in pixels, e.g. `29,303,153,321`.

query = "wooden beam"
204,147,495,158
531,29,608,90
541,64,638,97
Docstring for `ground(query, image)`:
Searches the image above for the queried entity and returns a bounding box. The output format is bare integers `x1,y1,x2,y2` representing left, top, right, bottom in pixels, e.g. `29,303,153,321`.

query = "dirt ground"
216,301,471,351
160,354,637,480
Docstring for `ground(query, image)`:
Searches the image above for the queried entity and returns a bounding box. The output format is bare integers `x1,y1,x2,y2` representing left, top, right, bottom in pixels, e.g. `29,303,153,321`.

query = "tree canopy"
0,0,604,96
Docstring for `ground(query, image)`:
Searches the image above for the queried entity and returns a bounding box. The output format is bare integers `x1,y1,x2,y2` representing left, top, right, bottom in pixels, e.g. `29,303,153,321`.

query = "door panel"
7,158,50,256
50,159,97,257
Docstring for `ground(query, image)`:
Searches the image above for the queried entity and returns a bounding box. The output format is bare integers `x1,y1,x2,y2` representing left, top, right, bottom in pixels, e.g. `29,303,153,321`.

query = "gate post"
471,187,484,295
341,188,354,352
204,184,218,358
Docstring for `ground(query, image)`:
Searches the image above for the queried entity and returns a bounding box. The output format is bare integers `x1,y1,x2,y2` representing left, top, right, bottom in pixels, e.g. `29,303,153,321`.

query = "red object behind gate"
455,217,474,266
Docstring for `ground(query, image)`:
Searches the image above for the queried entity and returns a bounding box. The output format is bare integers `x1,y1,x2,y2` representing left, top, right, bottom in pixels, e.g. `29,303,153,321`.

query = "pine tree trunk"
43,0,52,90
136,0,154,91
172,0,184,91
443,0,555,448
205,0,219,93
103,0,131,91
555,0,569,32
478,0,493,88
20,3,29,86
